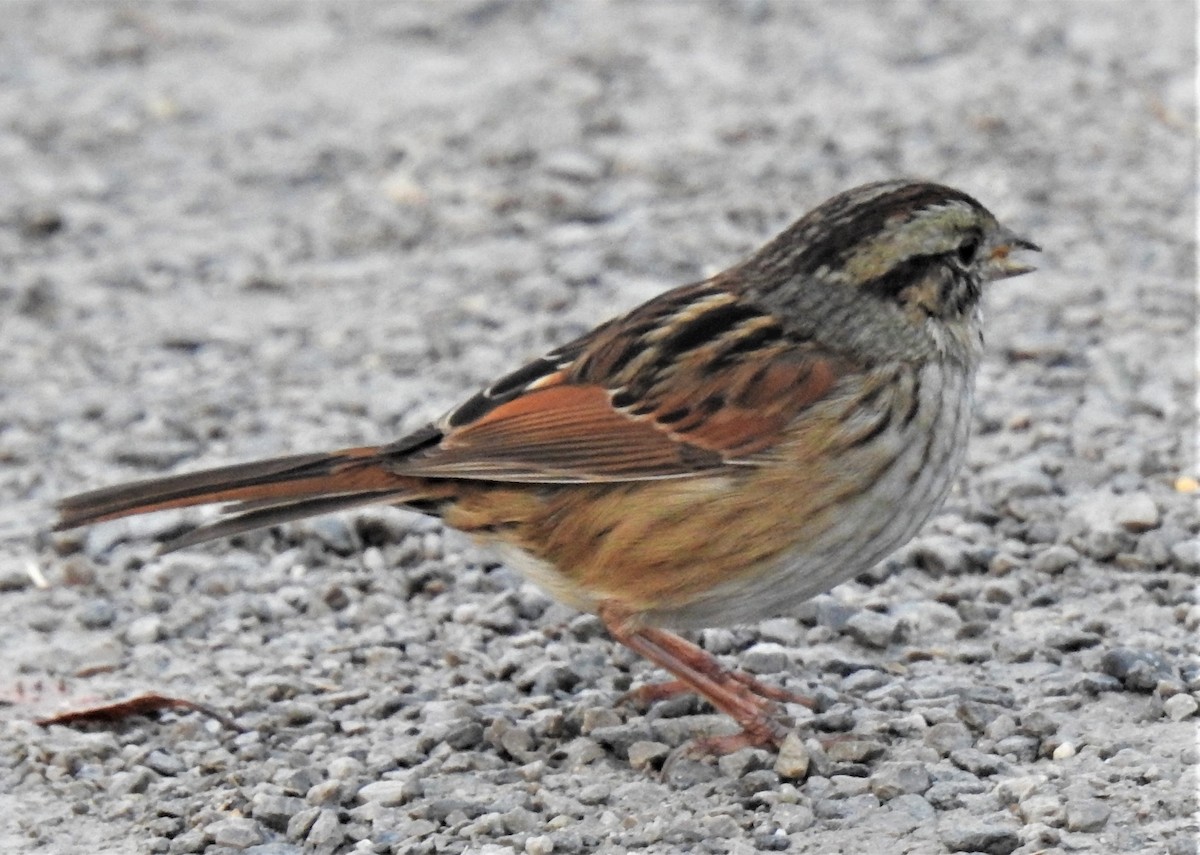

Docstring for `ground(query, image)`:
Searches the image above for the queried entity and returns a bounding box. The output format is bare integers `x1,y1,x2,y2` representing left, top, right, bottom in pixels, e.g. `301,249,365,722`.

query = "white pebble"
1052,742,1076,760
1163,693,1199,721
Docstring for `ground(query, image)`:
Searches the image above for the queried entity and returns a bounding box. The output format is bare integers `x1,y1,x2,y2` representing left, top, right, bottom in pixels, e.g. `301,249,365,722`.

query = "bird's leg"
600,606,809,752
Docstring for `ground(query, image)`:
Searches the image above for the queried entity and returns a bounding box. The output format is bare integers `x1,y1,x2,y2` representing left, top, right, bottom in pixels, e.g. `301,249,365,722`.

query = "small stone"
1019,793,1065,826
1031,545,1079,574
142,750,186,776
995,774,1047,804
1052,742,1076,760
950,747,1007,775
797,595,856,630
77,599,117,629
908,535,971,577
305,809,344,850
825,739,885,764
109,768,154,796
773,733,810,780
626,740,670,771
205,817,265,849
742,642,790,674
0,566,32,591
662,755,721,788
125,615,163,645
1112,493,1160,532
938,817,1021,854
925,722,974,755
250,793,306,831
845,610,902,649
842,669,890,694
889,712,929,737
305,779,343,807
889,793,936,823
286,807,320,841
757,618,804,646
1066,798,1111,832
1101,647,1177,691
1163,694,1199,721
870,761,931,800
580,707,622,734
591,723,655,758
304,516,359,555
442,720,484,750
357,780,413,806
1170,540,1200,572
1018,709,1059,738
740,769,782,794
525,834,555,855
717,748,771,779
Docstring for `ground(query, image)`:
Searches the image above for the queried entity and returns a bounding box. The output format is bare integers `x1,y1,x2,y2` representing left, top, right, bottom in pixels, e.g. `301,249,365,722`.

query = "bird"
54,179,1039,752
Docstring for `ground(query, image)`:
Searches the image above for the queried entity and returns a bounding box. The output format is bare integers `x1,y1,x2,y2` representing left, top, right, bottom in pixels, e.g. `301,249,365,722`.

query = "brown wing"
390,282,850,483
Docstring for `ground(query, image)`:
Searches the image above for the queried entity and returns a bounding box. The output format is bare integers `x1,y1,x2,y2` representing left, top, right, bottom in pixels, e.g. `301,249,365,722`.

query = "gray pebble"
1101,647,1177,691
825,739,885,764
77,598,117,629
1170,539,1200,572
626,740,670,771
844,610,902,649
1031,544,1079,574
206,817,265,850
1112,492,1161,532
908,534,971,576
303,516,359,555
661,754,722,788
958,701,1012,732
0,566,32,591
357,780,415,807
305,779,344,807
741,642,790,674
251,793,307,831
937,817,1021,854
1065,797,1111,831
756,617,805,646
739,769,782,794
142,750,186,776
125,615,163,645
796,595,857,630
924,722,974,755
717,747,771,779
1163,694,1199,721
1071,672,1122,695
442,720,485,750
842,668,890,694
1017,709,1059,738
773,733,810,780
109,767,154,796
590,723,656,758
170,830,209,853
304,809,344,851
1018,793,1065,826
889,792,937,823
870,761,931,800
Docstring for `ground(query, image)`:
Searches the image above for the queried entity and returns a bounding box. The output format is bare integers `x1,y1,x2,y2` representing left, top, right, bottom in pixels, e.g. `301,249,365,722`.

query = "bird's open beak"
989,230,1041,279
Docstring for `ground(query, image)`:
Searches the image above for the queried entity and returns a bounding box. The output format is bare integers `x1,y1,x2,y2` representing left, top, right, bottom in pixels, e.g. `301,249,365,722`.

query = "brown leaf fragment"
34,692,242,731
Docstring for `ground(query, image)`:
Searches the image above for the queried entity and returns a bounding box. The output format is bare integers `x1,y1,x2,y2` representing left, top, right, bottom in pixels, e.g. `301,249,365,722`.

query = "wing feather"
391,283,850,483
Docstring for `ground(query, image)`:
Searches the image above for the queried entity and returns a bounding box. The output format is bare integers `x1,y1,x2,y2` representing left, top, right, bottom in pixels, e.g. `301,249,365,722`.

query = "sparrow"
55,179,1039,752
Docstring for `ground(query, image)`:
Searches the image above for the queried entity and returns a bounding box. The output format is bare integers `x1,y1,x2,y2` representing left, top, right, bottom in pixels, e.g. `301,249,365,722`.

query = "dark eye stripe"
859,253,944,299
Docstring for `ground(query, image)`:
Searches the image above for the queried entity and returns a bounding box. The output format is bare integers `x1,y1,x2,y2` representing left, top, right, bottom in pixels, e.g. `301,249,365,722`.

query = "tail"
54,447,439,552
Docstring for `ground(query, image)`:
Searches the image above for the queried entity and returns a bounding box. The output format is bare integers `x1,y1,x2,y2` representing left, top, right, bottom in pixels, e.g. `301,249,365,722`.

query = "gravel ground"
1,3,1196,854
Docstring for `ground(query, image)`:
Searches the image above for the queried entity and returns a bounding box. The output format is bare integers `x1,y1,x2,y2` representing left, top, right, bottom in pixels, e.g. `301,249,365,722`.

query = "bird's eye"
956,235,981,266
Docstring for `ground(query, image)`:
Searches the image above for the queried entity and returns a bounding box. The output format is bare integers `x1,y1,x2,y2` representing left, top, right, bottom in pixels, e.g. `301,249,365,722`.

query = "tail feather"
54,446,428,540
160,489,421,553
